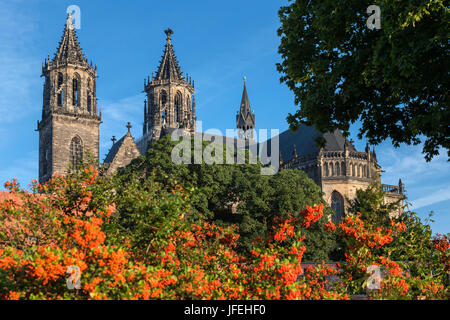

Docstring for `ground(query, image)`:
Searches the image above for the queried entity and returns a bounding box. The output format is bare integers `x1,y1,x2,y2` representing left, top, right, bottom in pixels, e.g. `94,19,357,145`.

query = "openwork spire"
52,13,86,65
155,28,184,81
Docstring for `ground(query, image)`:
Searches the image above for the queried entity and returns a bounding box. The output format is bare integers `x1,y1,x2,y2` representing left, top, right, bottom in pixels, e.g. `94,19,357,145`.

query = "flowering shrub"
0,166,448,300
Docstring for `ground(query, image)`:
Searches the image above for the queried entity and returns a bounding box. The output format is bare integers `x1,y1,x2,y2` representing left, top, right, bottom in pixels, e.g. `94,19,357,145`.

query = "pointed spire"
52,13,86,65
240,77,251,115
365,142,370,153
154,29,183,81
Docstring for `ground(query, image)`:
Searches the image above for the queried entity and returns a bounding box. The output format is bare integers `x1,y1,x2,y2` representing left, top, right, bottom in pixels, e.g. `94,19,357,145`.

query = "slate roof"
104,135,127,164
260,126,356,162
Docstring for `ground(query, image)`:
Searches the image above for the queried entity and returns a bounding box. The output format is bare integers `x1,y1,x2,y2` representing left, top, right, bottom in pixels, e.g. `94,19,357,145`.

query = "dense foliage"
0,159,447,299
115,136,340,261
277,0,449,161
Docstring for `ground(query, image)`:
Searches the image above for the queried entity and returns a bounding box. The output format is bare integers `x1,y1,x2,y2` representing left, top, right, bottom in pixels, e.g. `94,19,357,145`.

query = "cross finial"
126,122,132,133
111,136,116,145
243,75,247,83
164,28,174,40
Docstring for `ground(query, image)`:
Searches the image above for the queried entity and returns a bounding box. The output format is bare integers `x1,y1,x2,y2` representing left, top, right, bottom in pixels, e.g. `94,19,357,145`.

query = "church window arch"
341,161,345,176
70,136,83,169
352,163,355,176
57,73,64,107
330,162,334,176
336,161,340,176
331,191,344,223
175,91,183,123
87,78,92,112
72,73,81,107
324,162,329,177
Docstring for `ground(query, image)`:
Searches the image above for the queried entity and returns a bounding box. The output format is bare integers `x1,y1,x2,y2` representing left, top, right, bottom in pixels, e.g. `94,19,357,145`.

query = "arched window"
87,78,92,112
57,73,64,107
175,91,182,123
160,90,167,107
72,73,81,107
357,165,361,177
352,164,355,176
330,162,334,176
341,162,345,176
336,162,340,176
70,136,83,169
331,191,344,223
324,162,329,177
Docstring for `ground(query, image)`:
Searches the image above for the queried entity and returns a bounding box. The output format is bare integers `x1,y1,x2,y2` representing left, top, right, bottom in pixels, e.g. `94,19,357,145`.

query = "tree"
114,135,339,260
277,0,449,161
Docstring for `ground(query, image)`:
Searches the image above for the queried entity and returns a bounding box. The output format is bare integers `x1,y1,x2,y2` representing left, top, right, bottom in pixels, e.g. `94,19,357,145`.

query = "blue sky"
0,0,448,234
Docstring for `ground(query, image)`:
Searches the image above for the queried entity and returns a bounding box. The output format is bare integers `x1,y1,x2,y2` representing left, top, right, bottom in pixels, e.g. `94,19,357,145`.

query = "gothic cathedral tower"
38,13,101,183
143,29,196,141
236,79,255,140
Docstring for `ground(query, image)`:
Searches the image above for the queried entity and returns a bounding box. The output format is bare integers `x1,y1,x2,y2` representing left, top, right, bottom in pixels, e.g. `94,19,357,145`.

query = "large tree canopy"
113,136,341,260
277,0,449,161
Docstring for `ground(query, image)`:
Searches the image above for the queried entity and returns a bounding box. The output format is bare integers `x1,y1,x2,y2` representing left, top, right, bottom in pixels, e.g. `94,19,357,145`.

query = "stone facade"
39,16,403,222
38,13,100,183
143,28,196,143
103,125,141,177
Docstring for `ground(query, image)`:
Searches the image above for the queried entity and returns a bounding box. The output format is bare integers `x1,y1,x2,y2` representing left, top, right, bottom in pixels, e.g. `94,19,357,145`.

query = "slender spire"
240,77,251,115
52,13,86,65
155,28,183,81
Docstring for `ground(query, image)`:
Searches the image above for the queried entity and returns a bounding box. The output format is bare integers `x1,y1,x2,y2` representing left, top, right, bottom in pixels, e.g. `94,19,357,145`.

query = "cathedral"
38,14,403,221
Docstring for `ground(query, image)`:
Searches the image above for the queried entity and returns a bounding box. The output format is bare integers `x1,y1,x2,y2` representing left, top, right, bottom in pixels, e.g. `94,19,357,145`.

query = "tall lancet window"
73,73,81,107
87,78,92,112
175,91,182,123
70,136,83,169
57,73,64,107
160,90,167,124
331,191,344,223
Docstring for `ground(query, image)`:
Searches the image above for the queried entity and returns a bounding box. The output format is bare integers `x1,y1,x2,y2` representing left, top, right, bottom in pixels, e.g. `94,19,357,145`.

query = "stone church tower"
236,79,255,140
143,28,196,142
37,13,101,183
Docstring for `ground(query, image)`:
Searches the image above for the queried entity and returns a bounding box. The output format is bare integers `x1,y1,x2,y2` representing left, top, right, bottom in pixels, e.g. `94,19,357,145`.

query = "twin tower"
38,14,255,182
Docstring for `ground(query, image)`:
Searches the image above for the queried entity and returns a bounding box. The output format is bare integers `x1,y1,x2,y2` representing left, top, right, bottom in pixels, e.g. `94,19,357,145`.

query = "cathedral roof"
154,29,184,81
104,135,127,164
52,13,87,65
260,126,356,162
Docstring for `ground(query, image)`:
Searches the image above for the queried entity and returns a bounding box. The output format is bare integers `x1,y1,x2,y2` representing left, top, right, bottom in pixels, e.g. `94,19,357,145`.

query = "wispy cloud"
0,0,40,124
378,145,448,185
408,185,450,211
99,94,143,160
0,151,38,190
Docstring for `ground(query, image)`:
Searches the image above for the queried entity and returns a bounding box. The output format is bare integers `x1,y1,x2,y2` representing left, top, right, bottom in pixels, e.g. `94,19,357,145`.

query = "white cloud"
0,1,40,124
409,185,450,211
